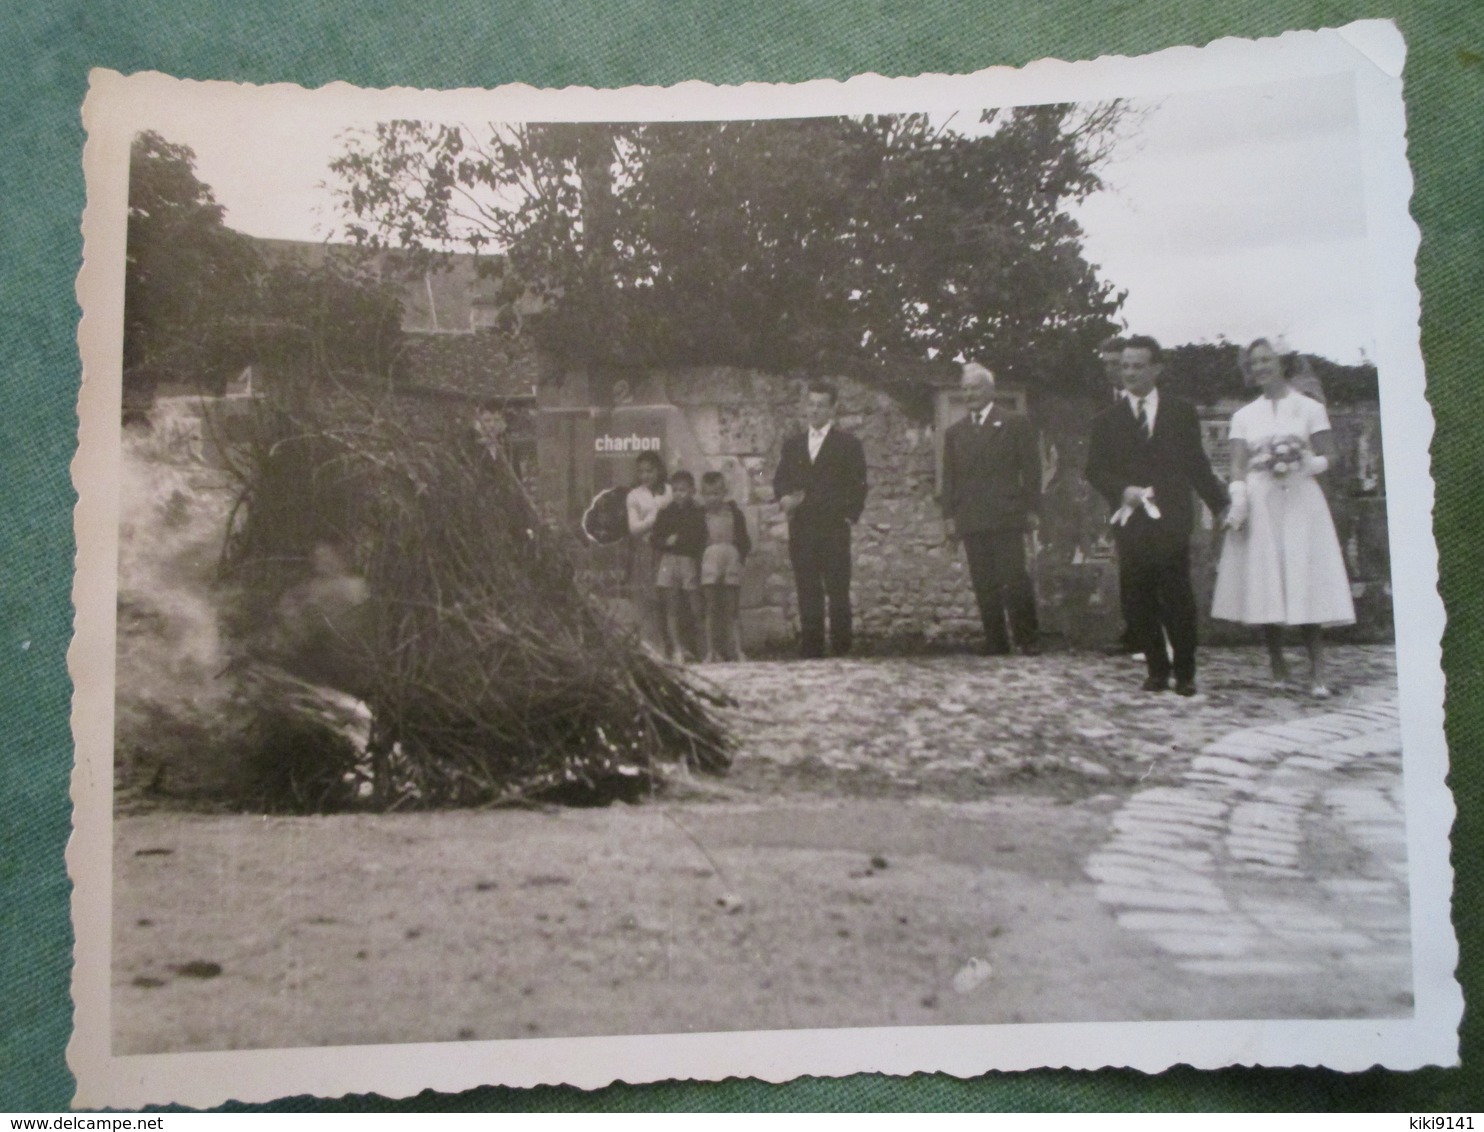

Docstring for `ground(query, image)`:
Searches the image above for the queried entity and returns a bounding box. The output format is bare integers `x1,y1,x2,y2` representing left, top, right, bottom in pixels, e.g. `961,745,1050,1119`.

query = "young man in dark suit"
773,380,868,658
1097,334,1140,658
1085,336,1228,696
940,363,1042,656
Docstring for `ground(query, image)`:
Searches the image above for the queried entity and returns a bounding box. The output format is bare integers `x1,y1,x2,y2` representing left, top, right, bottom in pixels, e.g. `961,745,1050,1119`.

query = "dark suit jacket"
650,497,706,557
940,408,1040,533
1085,392,1227,552
772,426,868,530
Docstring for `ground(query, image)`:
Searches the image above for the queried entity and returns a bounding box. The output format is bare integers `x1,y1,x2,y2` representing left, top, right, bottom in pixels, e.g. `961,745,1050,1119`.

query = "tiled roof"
246,236,551,400
400,333,548,402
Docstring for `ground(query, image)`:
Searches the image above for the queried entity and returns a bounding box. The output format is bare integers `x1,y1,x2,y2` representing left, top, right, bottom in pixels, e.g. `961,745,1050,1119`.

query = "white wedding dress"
1211,391,1356,627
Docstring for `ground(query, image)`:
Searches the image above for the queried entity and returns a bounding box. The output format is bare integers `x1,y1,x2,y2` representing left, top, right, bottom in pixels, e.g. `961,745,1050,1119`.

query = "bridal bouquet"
1249,434,1308,479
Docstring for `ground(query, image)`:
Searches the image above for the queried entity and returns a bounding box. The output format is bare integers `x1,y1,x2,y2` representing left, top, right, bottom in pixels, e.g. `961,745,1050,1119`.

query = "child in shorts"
699,470,752,662
651,470,706,662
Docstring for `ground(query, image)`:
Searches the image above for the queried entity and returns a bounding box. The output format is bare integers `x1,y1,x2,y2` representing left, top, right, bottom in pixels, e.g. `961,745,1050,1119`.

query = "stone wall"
654,368,1392,652
663,368,990,649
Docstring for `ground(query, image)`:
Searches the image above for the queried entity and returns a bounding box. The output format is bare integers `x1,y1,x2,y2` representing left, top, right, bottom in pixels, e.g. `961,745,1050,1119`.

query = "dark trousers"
788,519,852,657
1117,555,1136,649
961,529,1039,653
1122,540,1199,683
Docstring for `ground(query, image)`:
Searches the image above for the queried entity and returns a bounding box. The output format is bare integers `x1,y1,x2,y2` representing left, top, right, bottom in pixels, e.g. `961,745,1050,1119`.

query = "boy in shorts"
651,470,706,662
699,470,752,662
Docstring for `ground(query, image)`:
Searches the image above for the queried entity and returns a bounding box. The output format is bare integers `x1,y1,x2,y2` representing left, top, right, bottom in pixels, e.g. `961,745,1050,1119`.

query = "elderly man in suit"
773,380,868,658
940,362,1042,656
1085,335,1229,695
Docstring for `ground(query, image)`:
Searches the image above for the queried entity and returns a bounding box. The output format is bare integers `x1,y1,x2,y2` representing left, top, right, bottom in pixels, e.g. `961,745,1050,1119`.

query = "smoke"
114,400,245,796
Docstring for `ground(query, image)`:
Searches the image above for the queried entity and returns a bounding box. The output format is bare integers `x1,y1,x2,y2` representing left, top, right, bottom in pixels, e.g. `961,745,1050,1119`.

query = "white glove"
1111,487,1161,527
1224,480,1249,531
1301,452,1330,476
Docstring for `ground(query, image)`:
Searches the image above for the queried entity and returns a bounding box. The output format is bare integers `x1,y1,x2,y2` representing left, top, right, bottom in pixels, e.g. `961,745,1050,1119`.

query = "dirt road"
111,647,1409,1053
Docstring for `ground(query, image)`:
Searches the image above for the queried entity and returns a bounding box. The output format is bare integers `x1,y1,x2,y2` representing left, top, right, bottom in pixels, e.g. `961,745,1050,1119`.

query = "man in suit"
1097,334,1140,657
1085,335,1228,696
773,380,868,658
940,362,1042,656
1099,335,1129,390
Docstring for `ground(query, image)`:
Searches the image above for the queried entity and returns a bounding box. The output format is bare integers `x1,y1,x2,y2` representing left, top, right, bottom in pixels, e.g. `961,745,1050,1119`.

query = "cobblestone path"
1089,694,1410,999
701,645,1398,801
688,645,1413,1017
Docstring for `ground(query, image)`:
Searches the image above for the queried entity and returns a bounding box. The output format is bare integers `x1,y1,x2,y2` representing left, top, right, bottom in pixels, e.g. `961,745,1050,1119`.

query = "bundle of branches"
217,383,731,810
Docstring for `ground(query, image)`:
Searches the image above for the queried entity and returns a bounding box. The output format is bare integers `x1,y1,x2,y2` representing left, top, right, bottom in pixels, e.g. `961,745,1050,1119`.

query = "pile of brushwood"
216,384,731,812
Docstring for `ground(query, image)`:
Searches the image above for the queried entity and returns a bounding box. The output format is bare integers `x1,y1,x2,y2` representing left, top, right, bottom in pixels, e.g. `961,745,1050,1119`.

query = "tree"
1158,340,1380,405
849,106,1128,391
330,107,1129,396
249,250,408,393
124,131,260,400
125,132,410,410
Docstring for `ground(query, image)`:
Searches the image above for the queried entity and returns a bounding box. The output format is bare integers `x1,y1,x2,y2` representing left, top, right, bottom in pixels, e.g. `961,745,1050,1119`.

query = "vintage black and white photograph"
69,22,1457,1108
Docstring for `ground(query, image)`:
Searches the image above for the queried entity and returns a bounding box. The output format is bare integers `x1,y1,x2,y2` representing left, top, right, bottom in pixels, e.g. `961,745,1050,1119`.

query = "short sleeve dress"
1211,391,1356,627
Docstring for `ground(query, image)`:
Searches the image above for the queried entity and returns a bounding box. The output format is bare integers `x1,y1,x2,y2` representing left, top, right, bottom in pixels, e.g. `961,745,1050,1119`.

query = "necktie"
1136,397,1150,438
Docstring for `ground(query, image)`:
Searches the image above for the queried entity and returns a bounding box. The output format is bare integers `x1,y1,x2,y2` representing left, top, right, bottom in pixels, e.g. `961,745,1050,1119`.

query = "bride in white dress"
1211,339,1355,697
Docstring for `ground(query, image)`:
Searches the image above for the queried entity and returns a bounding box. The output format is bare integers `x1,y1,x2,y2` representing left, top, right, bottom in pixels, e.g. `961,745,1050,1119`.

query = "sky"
140,71,1375,364
1068,72,1372,364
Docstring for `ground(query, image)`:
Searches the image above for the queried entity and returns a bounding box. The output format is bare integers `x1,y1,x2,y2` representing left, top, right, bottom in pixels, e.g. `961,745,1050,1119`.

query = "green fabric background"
2,0,1479,1113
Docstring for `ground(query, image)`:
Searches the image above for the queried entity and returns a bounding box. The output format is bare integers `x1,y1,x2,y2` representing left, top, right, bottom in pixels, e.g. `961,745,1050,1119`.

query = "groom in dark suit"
773,380,868,658
1097,334,1140,657
1085,336,1228,695
940,363,1042,656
